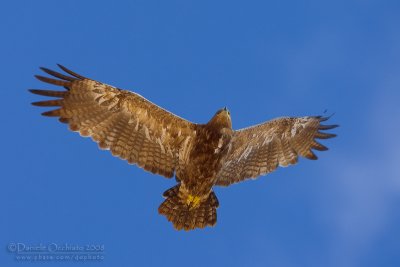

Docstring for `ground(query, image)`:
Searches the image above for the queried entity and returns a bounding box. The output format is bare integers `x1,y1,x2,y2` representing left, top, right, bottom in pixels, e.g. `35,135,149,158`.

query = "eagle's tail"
158,184,219,231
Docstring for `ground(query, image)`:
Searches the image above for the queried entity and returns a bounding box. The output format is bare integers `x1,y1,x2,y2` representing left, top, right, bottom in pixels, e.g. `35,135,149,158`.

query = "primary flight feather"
30,65,338,231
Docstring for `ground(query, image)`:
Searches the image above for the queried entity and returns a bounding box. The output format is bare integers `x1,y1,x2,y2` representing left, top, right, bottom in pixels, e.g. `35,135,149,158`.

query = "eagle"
30,65,337,231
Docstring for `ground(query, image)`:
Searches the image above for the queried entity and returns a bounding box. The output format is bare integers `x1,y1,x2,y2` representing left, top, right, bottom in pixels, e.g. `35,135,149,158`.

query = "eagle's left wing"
30,65,197,178
216,116,337,186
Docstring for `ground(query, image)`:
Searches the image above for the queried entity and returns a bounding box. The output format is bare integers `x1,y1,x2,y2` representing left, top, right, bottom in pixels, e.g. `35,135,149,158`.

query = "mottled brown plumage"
30,65,338,231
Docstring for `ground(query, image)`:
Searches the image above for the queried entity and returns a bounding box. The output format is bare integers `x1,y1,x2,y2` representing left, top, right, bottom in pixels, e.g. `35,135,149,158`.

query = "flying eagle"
30,65,338,231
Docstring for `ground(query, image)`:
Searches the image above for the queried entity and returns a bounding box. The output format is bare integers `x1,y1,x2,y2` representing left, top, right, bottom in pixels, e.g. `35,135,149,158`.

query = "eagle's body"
30,65,337,231
179,114,232,194
159,115,233,229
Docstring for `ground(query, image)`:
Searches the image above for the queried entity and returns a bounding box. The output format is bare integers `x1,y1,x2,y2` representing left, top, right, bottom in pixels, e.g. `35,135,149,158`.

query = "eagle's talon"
186,195,201,210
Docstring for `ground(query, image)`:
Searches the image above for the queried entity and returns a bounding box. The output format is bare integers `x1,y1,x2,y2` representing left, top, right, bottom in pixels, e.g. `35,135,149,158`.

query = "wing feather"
216,116,337,186
30,65,197,178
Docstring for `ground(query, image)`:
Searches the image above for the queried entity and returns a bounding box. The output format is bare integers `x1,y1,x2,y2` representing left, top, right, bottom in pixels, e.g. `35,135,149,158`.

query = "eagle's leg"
186,194,202,210
158,184,219,231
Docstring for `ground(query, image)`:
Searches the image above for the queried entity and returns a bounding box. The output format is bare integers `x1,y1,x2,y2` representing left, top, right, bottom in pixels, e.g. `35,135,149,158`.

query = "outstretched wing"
30,65,197,178
216,116,337,186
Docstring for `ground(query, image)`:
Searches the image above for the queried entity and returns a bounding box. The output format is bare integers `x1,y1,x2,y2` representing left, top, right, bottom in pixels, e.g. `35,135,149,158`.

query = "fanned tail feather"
158,185,219,231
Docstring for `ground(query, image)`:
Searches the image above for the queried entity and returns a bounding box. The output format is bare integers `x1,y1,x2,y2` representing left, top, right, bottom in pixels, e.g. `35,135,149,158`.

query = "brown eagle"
30,65,337,231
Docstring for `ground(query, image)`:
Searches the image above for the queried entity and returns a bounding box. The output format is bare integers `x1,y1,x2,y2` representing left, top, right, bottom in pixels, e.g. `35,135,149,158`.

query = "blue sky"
1,0,400,266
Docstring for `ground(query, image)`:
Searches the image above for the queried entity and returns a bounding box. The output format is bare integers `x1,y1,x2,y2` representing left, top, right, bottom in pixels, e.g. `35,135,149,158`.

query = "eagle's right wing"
30,65,197,178
216,116,337,186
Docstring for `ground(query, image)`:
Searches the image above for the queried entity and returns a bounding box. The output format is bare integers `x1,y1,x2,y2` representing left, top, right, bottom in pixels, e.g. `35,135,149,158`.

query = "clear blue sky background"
1,0,399,266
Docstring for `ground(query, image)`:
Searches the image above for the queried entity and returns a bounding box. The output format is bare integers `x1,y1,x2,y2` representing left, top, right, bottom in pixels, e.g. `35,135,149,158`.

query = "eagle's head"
208,107,232,129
